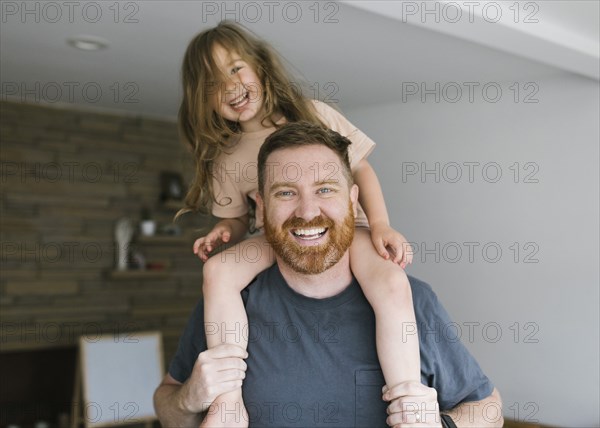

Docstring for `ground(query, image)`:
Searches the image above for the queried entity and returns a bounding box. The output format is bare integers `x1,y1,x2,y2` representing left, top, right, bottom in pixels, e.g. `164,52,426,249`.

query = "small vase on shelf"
115,217,133,271
139,206,157,237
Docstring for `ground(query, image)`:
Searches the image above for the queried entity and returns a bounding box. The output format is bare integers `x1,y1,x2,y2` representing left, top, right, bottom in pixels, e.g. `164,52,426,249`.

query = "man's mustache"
282,215,334,230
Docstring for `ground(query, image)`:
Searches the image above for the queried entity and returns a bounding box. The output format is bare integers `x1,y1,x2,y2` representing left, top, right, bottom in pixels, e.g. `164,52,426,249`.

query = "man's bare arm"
153,344,247,427
443,387,503,428
154,374,206,428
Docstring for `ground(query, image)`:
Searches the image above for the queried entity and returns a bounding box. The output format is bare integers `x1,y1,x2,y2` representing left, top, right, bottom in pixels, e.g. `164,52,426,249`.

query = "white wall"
343,74,599,427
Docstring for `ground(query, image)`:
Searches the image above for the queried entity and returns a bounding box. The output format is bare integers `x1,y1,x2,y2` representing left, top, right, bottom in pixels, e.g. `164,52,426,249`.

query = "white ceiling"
1,1,598,119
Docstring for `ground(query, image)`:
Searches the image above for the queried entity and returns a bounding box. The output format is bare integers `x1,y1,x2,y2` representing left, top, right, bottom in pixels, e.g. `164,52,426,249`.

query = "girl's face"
210,44,266,132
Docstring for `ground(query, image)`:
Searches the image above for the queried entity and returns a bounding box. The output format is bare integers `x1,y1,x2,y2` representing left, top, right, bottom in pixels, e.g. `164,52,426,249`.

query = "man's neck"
276,253,354,299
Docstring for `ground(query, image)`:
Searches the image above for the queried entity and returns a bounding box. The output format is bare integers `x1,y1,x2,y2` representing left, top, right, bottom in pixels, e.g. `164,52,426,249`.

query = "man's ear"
255,190,264,214
350,184,359,217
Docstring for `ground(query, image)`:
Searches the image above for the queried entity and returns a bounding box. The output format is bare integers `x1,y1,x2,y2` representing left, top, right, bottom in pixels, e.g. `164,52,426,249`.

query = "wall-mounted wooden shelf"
109,270,170,280
137,234,192,245
160,200,184,211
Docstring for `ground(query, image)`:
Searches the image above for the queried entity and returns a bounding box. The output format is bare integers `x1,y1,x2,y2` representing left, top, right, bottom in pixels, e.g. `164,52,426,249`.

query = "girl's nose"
224,76,242,93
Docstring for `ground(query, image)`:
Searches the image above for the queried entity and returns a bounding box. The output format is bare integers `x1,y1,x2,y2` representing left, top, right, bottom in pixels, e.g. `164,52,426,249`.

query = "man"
154,122,503,427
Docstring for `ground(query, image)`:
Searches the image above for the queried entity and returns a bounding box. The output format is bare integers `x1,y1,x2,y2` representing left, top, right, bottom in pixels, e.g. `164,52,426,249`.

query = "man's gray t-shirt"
169,264,493,426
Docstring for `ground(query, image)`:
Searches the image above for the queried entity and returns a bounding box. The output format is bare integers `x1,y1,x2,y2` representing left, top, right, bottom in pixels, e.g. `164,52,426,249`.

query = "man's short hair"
257,121,354,193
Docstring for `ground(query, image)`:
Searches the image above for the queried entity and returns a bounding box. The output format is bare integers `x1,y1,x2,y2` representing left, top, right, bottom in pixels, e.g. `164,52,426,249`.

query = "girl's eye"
231,66,242,75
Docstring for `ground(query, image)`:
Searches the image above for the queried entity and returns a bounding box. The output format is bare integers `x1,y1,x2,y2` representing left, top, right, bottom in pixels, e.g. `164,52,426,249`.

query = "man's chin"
276,240,336,275
284,258,336,275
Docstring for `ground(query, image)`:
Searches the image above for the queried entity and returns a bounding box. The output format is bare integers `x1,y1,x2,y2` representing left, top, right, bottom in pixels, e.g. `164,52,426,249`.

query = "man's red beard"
263,204,355,274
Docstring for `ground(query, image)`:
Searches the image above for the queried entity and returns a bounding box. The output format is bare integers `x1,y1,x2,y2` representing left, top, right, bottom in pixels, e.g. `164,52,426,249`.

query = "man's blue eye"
318,188,332,194
277,191,294,197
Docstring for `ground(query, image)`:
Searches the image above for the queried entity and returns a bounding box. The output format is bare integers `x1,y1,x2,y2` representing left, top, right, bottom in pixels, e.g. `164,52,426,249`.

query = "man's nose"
294,194,321,221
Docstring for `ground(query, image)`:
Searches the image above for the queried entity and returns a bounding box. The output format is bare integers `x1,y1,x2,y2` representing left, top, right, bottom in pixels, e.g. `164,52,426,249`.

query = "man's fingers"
214,379,244,397
387,396,423,414
387,398,440,428
386,410,424,427
202,343,248,360
383,380,430,401
197,355,247,378
198,379,244,412
216,367,247,382
211,357,248,373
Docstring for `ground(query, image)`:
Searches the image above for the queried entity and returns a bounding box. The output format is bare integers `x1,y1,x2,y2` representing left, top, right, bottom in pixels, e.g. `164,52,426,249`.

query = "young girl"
178,21,419,427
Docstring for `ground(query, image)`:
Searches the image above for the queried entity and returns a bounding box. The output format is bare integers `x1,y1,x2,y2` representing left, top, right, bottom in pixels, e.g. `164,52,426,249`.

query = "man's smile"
291,227,328,241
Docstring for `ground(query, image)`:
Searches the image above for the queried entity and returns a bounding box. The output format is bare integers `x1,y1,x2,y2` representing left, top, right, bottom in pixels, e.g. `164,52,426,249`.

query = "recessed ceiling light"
67,35,109,51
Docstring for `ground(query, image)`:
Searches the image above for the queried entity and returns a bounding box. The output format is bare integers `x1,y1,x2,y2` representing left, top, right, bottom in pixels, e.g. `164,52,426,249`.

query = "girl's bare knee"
377,267,412,301
202,255,230,293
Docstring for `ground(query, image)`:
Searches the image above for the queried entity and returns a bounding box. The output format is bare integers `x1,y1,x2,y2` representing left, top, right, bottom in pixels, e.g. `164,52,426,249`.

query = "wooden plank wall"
0,100,213,364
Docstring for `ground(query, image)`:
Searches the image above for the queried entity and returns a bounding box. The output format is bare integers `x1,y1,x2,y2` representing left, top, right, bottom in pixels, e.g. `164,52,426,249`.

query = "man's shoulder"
241,263,281,298
406,275,444,319
407,275,436,297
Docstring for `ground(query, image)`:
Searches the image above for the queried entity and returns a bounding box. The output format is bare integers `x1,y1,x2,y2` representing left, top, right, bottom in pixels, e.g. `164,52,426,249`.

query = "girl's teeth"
230,93,247,107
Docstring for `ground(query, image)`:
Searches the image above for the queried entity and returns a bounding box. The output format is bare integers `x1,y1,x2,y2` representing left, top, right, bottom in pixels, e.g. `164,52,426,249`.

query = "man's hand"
370,222,414,269
383,381,442,427
179,344,248,413
193,223,234,262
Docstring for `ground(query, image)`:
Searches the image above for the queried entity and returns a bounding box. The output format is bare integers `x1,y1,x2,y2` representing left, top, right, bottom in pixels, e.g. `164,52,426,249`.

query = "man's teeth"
293,228,326,239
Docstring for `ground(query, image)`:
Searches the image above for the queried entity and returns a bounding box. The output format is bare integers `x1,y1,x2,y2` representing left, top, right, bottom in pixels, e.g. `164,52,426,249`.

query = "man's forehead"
267,145,340,164
265,145,345,182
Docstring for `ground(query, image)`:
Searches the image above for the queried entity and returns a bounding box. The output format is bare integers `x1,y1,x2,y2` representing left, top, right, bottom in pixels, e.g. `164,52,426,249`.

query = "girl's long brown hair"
177,21,325,218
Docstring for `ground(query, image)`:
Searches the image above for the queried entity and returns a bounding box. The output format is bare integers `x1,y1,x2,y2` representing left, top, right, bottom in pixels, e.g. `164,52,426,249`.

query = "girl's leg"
350,228,421,389
200,234,274,427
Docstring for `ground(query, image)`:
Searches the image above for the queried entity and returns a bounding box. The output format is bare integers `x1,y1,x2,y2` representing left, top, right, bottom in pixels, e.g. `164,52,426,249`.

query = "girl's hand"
370,222,413,269
193,223,234,262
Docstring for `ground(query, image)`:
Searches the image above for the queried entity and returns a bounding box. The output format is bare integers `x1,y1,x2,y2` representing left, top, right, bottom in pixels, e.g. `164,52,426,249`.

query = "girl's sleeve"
210,158,249,219
312,100,376,169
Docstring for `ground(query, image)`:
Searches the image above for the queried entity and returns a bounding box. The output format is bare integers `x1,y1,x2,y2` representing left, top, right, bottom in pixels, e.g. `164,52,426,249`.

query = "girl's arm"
352,159,412,267
193,214,249,262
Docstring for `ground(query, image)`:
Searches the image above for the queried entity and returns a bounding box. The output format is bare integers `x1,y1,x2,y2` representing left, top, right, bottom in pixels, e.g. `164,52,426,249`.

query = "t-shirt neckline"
268,263,362,311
